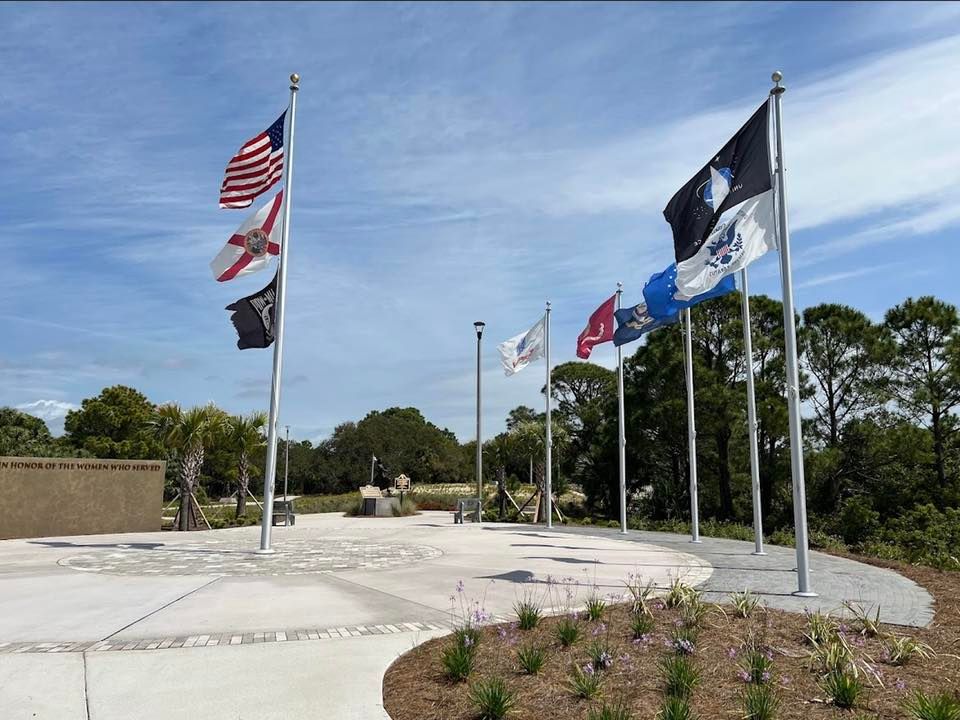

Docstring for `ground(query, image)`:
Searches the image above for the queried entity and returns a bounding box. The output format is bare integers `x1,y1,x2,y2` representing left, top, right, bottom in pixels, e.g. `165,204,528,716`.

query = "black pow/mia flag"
663,101,771,263
225,272,276,349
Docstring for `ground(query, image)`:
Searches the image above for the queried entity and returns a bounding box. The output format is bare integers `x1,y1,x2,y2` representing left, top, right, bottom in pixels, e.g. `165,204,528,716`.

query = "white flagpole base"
751,551,767,556
793,591,818,598
254,548,276,555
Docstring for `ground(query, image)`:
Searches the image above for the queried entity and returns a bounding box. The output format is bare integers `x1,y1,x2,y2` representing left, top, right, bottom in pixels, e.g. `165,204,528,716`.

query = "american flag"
219,111,286,209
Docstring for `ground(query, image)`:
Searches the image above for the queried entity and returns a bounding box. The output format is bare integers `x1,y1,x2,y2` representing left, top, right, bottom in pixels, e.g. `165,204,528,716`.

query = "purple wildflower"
895,678,907,692
582,663,595,676
780,675,791,686
738,670,751,683
761,671,771,683
592,623,607,636
456,580,465,594
726,647,738,659
497,627,508,639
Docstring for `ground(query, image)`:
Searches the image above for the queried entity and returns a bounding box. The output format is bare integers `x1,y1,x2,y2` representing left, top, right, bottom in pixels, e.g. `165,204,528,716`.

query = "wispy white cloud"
14,399,79,435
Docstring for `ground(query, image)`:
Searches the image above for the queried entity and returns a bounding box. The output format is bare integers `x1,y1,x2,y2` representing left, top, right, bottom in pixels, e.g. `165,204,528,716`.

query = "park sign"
0,457,165,540
394,474,411,491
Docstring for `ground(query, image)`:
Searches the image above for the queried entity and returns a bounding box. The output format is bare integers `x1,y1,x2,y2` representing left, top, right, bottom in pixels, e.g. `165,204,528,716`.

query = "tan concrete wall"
0,457,166,540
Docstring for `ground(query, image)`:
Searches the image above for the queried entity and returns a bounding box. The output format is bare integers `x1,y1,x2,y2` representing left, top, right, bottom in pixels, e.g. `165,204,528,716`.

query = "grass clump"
658,654,700,700
516,644,547,675
739,645,774,684
730,590,762,618
742,683,779,720
670,623,698,655
665,578,697,609
587,638,614,671
440,640,476,682
514,598,542,631
585,594,607,622
902,690,960,720
656,696,697,720
588,701,633,720
556,616,581,647
569,664,603,699
804,609,838,646
820,669,864,709
883,635,934,666
630,611,654,639
468,676,516,720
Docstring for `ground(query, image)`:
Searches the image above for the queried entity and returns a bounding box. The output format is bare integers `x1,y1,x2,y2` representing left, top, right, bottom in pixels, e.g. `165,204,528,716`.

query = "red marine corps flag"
210,191,283,282
576,294,615,359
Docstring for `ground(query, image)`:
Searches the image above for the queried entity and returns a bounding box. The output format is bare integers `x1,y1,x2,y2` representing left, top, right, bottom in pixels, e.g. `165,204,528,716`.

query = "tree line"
2,293,959,565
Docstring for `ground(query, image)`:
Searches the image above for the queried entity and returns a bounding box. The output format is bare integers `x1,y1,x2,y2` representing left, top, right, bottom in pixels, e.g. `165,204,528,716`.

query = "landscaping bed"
383,570,960,720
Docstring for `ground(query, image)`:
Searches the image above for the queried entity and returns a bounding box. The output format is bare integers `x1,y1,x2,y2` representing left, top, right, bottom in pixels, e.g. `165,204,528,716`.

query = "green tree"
151,404,225,530
508,416,570,520
224,412,268,518
801,304,887,448
63,385,163,459
884,296,960,492
0,408,76,457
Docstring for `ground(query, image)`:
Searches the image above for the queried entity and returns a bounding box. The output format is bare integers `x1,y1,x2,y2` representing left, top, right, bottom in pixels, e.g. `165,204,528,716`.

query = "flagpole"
616,283,627,534
258,73,299,554
771,71,815,596
740,268,765,555
683,308,701,543
544,301,553,529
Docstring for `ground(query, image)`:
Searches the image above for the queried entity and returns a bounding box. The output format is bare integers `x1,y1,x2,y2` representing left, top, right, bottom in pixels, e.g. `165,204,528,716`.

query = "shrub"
678,597,708,628
883,635,934,666
569,664,603,699
556,617,581,647
514,598,542,631
516,644,547,675
468,676,516,720
658,655,700,699
585,594,607,622
838,497,881,546
665,578,698,609
656,696,697,720
441,641,475,682
624,574,656,617
630,611,654,639
588,701,633,720
902,690,960,720
842,601,883,638
742,683,779,720
810,636,855,676
730,590,762,618
820,669,864,709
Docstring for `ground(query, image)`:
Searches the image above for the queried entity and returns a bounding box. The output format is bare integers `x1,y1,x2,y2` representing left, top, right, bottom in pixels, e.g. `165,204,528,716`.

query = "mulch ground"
382,557,960,719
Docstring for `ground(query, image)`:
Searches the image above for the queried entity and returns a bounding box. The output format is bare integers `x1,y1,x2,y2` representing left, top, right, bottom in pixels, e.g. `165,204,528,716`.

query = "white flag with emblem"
674,189,777,299
497,316,546,376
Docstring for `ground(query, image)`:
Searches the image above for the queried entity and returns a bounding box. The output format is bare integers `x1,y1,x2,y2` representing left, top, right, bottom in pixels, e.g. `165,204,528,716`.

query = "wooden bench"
454,498,481,524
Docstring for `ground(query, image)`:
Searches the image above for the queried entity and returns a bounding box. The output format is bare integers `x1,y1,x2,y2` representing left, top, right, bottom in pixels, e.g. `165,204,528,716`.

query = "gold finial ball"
290,73,300,85
771,70,783,84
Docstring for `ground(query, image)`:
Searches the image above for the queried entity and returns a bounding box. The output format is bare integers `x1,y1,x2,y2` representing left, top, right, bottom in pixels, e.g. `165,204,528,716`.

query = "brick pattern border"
0,620,451,655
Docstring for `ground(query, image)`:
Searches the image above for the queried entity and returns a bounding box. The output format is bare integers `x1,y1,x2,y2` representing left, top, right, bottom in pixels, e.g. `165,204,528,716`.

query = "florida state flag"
576,294,615,359
210,191,283,282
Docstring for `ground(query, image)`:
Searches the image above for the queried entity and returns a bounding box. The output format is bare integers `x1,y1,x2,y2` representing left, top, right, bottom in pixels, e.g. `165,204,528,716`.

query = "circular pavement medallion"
59,537,442,576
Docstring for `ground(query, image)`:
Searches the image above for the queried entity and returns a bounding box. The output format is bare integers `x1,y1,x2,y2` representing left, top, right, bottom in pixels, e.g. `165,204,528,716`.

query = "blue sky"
4,2,960,442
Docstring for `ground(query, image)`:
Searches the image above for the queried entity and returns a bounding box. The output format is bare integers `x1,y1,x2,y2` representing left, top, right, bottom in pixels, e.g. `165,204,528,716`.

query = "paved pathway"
0,512,933,719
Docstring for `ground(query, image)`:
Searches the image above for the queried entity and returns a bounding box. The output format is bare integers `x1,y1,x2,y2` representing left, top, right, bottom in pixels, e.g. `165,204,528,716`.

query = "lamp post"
474,321,485,523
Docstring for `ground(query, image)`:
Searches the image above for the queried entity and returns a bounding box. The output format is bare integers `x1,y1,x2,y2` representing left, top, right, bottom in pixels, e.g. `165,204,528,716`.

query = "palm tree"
151,404,224,531
224,411,268,519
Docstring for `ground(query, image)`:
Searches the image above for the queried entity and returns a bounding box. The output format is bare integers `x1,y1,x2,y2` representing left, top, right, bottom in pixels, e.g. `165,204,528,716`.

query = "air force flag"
498,316,546,376
613,302,679,347
663,100,776,297
643,263,736,321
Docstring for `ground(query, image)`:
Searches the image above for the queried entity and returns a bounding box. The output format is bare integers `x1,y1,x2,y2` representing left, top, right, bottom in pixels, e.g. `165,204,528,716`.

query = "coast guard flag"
225,273,276,349
613,302,679,347
576,294,615,359
663,100,776,297
643,263,736,320
498,316,546,376
210,191,283,282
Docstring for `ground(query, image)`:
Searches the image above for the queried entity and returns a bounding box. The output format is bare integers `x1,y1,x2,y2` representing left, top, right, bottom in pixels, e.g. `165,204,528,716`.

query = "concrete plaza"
0,511,933,719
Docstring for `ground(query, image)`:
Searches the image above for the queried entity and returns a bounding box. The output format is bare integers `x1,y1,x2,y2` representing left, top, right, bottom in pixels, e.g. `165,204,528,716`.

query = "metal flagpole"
370,455,375,486
740,269,765,555
616,283,627,534
283,425,290,521
258,73,300,554
683,308,701,543
771,71,815,596
544,301,553,528
474,321,485,523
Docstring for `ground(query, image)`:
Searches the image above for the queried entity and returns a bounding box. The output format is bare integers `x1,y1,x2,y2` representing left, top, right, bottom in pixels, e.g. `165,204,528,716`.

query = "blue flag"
642,262,736,320
613,302,679,347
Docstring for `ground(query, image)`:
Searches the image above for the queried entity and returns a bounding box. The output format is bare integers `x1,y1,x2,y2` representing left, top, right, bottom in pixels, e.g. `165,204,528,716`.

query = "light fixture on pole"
474,321,485,524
